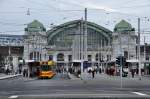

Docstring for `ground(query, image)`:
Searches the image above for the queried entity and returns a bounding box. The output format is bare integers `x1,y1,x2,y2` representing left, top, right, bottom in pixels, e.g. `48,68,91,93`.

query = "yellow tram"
38,61,56,79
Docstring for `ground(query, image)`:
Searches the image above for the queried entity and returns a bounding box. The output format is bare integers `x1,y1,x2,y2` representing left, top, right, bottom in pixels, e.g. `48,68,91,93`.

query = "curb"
68,73,80,80
6,94,150,99
0,74,22,80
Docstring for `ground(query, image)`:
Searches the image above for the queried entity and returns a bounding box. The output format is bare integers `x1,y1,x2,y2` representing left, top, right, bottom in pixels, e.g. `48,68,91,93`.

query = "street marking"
8,95,18,99
132,92,147,96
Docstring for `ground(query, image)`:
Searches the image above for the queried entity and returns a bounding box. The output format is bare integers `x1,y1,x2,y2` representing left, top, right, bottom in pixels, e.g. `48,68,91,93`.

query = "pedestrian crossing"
6,91,150,99
132,92,147,96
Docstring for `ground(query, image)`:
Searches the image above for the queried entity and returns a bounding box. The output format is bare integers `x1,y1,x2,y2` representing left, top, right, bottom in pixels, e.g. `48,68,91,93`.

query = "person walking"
77,69,81,78
99,68,102,74
23,69,26,77
92,69,95,78
131,69,135,78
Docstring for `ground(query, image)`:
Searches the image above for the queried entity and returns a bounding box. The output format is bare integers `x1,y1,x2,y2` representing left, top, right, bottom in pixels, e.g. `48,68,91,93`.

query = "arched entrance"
57,53,64,61
56,53,65,73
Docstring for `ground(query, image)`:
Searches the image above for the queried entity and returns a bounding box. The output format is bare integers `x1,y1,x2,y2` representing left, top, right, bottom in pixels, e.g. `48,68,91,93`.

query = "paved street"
1,0,150,98
0,73,150,98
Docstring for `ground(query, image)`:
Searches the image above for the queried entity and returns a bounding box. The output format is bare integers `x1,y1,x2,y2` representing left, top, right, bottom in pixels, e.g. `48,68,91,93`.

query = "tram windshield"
41,65,51,71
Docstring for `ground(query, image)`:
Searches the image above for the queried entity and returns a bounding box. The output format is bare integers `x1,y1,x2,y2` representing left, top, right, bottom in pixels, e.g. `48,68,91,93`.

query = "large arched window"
57,53,64,61
47,20,112,50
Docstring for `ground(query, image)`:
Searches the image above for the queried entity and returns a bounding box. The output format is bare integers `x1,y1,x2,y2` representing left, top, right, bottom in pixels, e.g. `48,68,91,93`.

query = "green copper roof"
25,20,46,32
114,20,134,32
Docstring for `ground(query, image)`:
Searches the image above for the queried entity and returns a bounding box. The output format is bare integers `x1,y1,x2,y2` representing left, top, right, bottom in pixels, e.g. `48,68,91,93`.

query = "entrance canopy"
127,59,139,63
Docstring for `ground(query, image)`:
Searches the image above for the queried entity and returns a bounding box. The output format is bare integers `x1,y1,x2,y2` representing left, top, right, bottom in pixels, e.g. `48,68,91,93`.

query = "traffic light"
122,57,126,66
116,56,126,66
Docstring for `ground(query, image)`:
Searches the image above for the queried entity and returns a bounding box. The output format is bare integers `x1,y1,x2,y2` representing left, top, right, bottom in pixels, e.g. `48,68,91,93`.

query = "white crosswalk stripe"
132,92,147,96
8,95,18,99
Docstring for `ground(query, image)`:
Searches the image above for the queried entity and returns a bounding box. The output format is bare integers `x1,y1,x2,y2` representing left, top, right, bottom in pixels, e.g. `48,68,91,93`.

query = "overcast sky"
0,0,150,42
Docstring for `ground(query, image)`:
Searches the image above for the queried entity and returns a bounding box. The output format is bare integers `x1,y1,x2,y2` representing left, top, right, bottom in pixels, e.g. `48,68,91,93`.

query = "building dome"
114,20,134,32
25,20,46,32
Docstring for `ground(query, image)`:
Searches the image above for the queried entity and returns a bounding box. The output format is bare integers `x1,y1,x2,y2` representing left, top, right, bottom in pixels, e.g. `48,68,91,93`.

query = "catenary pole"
84,8,87,61
138,18,142,80
118,29,123,88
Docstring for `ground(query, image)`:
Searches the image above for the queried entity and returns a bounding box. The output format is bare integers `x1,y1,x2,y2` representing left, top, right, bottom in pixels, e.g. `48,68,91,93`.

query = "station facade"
1,19,150,74
47,20,112,69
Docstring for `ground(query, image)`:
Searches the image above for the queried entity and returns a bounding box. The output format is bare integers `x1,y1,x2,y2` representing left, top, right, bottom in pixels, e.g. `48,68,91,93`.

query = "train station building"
0,19,150,75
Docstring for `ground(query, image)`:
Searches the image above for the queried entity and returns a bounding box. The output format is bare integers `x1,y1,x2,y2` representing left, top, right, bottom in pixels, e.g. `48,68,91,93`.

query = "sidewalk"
0,73,22,80
68,73,81,80
68,72,150,81
93,73,150,80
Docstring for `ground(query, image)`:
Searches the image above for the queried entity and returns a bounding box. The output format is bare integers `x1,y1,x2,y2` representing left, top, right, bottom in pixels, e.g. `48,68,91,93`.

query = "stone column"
91,53,96,62
53,54,57,62
12,56,19,74
64,54,69,70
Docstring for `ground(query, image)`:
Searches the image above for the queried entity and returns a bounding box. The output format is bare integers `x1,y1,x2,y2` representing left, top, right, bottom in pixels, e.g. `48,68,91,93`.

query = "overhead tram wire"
87,8,150,24
120,0,140,5
19,0,150,14
0,30,24,33
0,21,27,26
88,8,139,18
1,0,150,18
18,7,149,26
24,0,81,12
4,5,149,19
113,4,150,9
21,0,84,12
0,2,149,33
42,0,84,9
0,11,26,15
0,8,83,15
25,0,55,10
23,0,84,12
118,0,149,8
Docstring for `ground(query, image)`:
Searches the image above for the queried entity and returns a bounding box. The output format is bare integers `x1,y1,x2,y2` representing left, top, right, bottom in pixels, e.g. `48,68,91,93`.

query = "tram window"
41,65,51,71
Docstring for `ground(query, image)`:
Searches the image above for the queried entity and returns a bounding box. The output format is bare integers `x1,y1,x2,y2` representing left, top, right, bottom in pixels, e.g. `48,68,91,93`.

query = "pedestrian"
26,69,28,77
99,68,102,74
19,69,22,74
95,68,97,74
64,68,66,73
131,69,135,78
107,68,110,75
110,68,114,76
77,70,81,78
23,69,26,77
6,68,9,75
92,69,95,78
102,68,104,73
88,69,91,74
23,69,28,77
